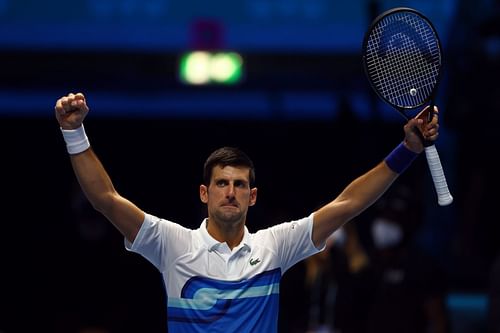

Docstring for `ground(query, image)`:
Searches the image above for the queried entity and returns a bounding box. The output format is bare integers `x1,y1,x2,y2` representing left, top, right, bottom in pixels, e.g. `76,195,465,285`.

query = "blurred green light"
179,51,243,85
179,51,211,85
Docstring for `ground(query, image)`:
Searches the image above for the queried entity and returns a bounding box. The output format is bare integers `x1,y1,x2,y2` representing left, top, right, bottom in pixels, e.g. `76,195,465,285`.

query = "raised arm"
55,93,144,243
311,106,440,247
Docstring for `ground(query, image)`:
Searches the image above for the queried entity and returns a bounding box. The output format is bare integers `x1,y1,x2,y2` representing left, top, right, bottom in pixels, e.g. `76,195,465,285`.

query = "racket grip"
424,145,453,206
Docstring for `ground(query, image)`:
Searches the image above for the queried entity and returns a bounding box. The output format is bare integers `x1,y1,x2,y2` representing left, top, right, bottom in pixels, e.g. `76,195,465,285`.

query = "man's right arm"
56,93,144,243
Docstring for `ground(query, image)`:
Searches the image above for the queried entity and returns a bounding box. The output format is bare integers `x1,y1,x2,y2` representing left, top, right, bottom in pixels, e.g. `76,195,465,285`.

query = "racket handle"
424,145,453,206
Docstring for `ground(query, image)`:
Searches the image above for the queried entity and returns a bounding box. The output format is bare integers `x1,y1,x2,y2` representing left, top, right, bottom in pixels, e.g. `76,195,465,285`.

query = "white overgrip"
424,144,453,206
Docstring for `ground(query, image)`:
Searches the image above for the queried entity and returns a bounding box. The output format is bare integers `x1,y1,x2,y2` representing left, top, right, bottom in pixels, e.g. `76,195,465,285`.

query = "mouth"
221,203,239,208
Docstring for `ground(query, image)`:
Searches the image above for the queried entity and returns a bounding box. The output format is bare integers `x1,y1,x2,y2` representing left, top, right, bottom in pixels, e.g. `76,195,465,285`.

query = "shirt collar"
199,218,252,253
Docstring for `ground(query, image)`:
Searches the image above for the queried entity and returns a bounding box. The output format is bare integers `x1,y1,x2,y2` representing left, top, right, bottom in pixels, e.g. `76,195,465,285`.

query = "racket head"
362,7,443,116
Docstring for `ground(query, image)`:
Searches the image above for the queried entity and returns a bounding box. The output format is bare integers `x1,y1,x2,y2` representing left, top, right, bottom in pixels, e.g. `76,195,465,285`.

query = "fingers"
424,121,439,141
403,105,441,151
55,92,88,116
419,106,440,141
425,106,439,133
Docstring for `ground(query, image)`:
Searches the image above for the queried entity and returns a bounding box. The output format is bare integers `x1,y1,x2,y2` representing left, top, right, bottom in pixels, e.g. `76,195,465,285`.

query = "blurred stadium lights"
179,51,244,85
0,0,460,119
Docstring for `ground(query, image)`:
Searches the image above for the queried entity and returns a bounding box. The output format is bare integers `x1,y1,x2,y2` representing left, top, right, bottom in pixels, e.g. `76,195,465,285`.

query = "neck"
206,218,245,250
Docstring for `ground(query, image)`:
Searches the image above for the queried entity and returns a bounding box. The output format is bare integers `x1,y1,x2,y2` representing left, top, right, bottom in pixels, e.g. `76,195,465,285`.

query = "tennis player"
55,92,439,333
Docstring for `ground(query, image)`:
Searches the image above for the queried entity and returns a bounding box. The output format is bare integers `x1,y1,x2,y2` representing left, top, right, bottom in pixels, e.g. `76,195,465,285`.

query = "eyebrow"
213,177,249,185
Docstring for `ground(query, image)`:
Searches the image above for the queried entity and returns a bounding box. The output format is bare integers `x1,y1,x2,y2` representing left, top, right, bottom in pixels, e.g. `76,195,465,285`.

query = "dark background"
1,0,499,332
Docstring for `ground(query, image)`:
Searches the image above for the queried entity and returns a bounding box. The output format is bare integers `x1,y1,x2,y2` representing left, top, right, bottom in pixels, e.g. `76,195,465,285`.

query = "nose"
225,183,236,198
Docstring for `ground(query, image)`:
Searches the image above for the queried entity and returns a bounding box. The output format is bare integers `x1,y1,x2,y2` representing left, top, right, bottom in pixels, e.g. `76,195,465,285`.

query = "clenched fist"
54,92,89,130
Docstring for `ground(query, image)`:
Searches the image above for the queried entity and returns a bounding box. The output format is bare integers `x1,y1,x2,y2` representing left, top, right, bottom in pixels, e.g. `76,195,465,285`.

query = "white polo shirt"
125,212,322,333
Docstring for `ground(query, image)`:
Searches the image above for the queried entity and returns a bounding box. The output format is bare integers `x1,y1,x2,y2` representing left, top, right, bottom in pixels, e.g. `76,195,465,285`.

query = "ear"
200,184,208,203
249,187,258,206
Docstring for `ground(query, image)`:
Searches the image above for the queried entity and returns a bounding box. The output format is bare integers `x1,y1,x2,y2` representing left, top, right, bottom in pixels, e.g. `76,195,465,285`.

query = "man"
55,92,439,332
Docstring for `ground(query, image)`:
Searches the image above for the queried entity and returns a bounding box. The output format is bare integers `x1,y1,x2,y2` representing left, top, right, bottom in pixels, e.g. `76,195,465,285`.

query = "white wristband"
61,124,90,155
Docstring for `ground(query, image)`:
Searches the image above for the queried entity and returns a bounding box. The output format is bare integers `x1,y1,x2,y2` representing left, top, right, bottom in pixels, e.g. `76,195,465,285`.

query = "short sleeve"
264,213,325,273
124,213,191,272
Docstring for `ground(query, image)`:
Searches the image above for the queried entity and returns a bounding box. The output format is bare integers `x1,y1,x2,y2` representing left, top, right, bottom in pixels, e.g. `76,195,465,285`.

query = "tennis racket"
362,7,453,206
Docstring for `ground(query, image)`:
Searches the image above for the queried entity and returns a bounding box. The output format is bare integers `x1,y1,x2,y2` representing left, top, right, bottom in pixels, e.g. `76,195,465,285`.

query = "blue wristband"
385,142,418,174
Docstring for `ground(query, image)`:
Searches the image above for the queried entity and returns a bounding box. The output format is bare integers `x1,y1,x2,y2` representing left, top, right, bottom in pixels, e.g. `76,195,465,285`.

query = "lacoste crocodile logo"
249,258,261,266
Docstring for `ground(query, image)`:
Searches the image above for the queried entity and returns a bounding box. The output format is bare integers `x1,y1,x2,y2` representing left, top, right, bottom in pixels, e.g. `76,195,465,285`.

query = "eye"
234,180,247,188
216,180,228,187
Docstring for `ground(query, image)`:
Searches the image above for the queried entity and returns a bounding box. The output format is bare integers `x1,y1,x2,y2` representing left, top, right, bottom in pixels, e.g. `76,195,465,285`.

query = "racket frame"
361,7,453,206
362,7,444,118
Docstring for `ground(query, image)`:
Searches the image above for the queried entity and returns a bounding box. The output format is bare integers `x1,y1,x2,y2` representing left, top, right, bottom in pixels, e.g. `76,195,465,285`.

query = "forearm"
336,161,398,215
70,148,118,213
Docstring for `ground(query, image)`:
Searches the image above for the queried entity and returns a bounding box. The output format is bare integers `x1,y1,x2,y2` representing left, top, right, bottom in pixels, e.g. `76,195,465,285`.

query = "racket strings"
365,12,441,108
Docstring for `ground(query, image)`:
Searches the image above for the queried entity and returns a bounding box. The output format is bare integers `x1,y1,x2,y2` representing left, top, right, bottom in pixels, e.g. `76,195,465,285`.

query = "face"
200,165,257,227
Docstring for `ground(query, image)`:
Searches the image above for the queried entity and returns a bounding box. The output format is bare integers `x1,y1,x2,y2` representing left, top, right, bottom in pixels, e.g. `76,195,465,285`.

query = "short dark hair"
203,147,255,186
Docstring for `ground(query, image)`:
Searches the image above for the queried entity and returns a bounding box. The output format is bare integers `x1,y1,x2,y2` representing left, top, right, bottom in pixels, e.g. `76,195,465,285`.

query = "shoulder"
262,215,314,235
251,215,315,248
